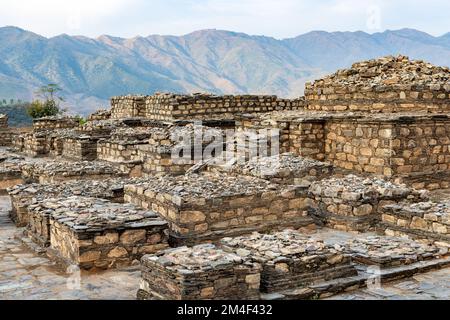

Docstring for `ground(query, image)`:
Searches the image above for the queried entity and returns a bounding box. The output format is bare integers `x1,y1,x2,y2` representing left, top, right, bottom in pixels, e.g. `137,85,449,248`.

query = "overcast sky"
0,0,448,39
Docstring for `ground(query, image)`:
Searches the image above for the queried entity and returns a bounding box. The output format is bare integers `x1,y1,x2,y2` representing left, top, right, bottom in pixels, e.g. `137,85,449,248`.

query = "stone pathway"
0,196,140,300
0,195,449,300
329,268,450,300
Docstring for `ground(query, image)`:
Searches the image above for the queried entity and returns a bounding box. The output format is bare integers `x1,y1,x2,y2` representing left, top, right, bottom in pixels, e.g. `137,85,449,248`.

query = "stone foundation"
210,153,334,186
308,175,428,232
125,172,314,245
221,231,357,293
33,116,79,131
138,244,261,300
8,177,141,227
62,136,99,161
380,201,450,244
28,197,168,269
21,160,126,184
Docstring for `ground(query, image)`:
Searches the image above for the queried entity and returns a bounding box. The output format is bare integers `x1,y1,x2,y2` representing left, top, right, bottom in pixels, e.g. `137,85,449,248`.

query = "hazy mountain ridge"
0,26,449,115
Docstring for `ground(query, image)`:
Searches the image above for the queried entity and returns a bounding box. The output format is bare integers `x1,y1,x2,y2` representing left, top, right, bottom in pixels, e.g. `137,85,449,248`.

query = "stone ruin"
1,55,450,300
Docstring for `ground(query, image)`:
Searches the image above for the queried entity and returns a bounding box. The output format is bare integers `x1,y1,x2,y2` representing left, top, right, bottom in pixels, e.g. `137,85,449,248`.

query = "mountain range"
0,26,449,115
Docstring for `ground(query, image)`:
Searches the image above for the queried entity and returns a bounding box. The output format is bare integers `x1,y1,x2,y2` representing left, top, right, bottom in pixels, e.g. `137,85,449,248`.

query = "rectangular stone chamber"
29,196,169,270
308,175,428,232
136,124,227,177
124,172,315,246
138,244,262,300
220,231,357,293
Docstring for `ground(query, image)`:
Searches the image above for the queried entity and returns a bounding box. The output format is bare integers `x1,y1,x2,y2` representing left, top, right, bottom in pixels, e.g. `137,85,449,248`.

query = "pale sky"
0,0,448,39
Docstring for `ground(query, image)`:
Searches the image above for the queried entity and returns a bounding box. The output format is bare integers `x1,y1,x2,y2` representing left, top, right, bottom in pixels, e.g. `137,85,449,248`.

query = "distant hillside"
0,102,32,127
0,26,449,115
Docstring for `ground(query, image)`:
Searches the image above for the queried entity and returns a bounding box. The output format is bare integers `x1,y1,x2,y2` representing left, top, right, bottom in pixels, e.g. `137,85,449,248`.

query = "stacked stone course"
210,153,334,186
220,231,357,293
138,244,261,300
305,55,450,113
308,175,428,232
28,196,168,269
125,172,314,245
381,201,450,244
7,177,146,227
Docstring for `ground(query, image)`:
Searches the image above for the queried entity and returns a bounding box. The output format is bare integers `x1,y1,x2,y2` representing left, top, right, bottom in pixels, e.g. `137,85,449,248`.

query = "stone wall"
111,93,304,121
124,173,314,245
28,197,168,269
62,136,99,161
308,175,428,232
325,117,393,175
210,153,334,186
138,244,261,300
236,113,326,161
111,96,146,119
0,114,7,128
220,231,357,293
380,201,450,244
87,109,111,121
305,55,450,113
33,116,79,131
8,177,137,227
21,160,126,184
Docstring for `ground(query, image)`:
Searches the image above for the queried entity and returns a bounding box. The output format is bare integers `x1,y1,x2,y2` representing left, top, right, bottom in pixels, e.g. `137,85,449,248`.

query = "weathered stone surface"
138,244,261,300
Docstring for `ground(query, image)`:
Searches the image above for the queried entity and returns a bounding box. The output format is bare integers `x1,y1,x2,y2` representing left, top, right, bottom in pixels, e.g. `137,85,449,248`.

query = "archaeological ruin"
0,55,450,300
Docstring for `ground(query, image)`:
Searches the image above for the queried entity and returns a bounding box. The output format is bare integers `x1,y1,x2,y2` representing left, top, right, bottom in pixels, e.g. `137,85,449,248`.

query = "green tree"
27,84,66,119
35,84,64,104
27,100,61,119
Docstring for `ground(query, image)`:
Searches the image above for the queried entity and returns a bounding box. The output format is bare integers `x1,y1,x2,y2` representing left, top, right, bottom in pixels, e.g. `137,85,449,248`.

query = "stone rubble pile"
220,230,357,293
311,55,449,89
138,244,261,300
305,55,450,113
87,109,111,121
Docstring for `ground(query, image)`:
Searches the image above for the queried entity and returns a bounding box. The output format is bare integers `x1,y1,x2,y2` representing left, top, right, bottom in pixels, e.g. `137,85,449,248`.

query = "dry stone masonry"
308,175,428,232
7,177,146,227
220,230,357,293
305,55,450,113
125,172,314,245
21,160,126,184
381,201,450,244
2,54,450,300
210,153,334,186
138,244,261,300
28,196,168,269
